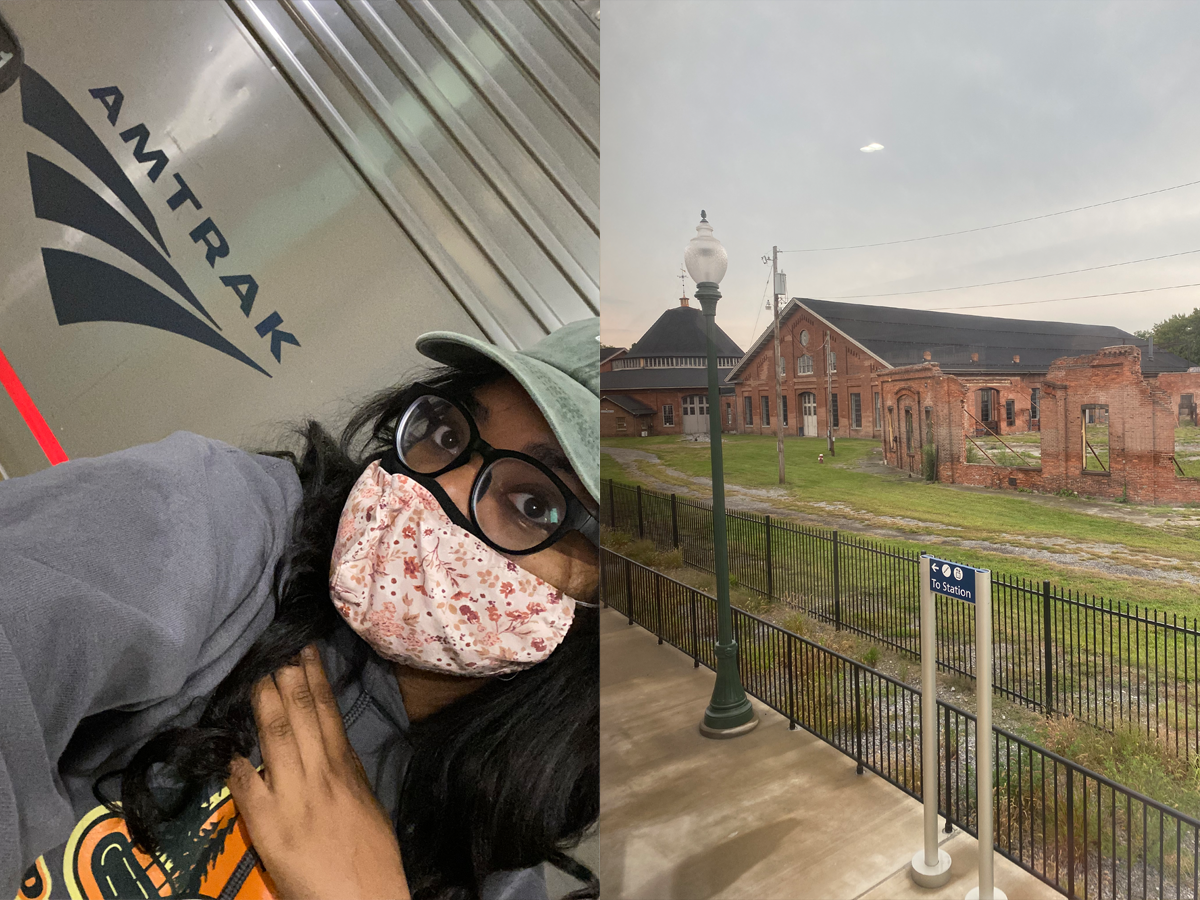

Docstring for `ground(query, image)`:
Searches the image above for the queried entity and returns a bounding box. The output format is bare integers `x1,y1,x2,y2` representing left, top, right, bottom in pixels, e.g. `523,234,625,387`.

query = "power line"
779,177,1200,253
748,267,773,349
928,282,1200,312
829,247,1200,299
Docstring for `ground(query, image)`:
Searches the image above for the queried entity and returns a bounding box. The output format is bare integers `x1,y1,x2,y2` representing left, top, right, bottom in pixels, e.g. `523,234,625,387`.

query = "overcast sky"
600,1,1200,354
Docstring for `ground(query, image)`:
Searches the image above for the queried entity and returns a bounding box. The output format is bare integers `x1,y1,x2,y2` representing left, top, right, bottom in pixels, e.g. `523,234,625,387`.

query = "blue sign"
925,555,985,603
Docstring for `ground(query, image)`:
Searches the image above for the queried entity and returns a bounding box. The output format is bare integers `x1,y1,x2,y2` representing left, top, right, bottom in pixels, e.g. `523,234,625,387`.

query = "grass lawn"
600,450,627,485
1176,425,1200,478
604,532,1200,817
966,432,1041,467
602,434,1200,616
1084,423,1110,472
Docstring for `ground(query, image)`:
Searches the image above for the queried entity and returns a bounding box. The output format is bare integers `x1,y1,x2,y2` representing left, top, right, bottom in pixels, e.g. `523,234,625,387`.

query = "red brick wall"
957,375,1043,435
600,398,646,438
878,347,1200,504
1152,372,1200,426
600,389,738,437
732,310,885,440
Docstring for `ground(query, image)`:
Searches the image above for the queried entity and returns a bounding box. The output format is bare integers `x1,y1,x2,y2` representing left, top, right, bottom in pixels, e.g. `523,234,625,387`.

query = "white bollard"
966,568,1007,900
911,555,952,888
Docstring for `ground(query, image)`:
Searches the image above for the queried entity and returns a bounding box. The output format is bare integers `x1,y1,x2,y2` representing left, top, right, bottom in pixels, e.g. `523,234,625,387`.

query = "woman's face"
433,376,599,602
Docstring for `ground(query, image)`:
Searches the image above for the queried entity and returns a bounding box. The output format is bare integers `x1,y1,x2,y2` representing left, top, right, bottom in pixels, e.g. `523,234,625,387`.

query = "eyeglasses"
381,386,599,556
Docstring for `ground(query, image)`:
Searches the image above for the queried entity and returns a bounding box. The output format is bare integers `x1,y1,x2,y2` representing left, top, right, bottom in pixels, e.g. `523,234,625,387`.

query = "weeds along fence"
603,549,1200,900
604,479,1200,760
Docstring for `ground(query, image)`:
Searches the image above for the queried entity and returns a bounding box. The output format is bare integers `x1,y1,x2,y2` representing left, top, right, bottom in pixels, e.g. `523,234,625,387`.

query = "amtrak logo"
19,66,299,376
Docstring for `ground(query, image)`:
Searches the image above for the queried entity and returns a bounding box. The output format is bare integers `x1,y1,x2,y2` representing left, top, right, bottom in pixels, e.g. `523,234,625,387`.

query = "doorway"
682,394,709,434
800,392,817,436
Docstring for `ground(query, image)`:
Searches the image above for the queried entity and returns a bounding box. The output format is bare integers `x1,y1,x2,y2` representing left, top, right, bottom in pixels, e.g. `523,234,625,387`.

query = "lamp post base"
699,715,759,739
702,642,756,735
909,849,952,888
965,888,1007,900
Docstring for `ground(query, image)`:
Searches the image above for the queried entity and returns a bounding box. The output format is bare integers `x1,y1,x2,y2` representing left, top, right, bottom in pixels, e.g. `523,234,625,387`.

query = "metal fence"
604,479,1200,760
602,549,1200,900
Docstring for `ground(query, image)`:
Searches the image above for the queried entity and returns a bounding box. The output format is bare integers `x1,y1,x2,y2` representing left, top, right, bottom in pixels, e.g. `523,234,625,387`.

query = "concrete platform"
599,608,1062,900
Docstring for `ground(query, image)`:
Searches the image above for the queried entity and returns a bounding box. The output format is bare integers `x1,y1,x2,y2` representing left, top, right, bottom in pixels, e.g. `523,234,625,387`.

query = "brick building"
600,346,627,372
599,297,743,438
880,346,1200,503
729,299,1195,449
727,299,889,440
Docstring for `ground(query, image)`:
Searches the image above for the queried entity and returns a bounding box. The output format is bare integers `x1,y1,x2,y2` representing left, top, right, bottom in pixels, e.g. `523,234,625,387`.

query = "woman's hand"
228,644,411,900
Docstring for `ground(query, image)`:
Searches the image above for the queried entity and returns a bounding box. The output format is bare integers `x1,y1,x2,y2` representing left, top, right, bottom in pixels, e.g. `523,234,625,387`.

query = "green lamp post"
685,211,758,738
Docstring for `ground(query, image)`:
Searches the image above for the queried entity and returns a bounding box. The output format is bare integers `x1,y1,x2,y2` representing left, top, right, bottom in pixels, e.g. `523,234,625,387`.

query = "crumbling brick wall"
1153,371,1200,427
879,346,1200,504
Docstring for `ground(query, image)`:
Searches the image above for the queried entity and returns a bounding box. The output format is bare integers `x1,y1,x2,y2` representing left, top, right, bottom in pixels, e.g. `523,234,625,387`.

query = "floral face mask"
329,462,577,676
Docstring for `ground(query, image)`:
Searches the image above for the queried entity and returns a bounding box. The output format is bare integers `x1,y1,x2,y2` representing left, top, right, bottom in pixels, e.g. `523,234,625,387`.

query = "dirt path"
602,446,1200,587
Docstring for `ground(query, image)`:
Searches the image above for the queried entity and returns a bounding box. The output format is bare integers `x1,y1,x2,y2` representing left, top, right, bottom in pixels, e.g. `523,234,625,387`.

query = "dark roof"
600,367,735,391
732,298,1191,377
604,394,655,416
600,346,626,364
626,305,743,359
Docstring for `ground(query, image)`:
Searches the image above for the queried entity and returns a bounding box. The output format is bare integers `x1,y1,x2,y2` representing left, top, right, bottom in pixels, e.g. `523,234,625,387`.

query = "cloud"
600,1,1200,351
860,142,885,153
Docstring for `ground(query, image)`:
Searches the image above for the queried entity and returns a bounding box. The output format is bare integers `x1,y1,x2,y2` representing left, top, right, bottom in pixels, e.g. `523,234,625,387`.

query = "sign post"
912,556,1007,899
966,565,1006,900
910,555,952,888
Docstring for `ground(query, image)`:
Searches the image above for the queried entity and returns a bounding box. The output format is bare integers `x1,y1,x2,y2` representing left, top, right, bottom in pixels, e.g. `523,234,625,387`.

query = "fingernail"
303,644,318,660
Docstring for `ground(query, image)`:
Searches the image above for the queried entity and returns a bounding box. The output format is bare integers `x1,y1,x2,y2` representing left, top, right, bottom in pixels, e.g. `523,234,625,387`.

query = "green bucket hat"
415,317,600,503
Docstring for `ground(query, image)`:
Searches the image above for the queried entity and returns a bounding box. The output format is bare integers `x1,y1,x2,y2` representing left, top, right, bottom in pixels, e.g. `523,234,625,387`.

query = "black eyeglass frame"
379,384,600,556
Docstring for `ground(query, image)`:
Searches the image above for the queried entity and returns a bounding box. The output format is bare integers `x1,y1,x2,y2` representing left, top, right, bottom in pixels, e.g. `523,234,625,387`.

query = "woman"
1,318,600,900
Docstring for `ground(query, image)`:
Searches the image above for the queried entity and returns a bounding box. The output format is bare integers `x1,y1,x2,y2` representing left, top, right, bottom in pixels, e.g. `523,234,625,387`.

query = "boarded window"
905,408,913,454
616,416,627,432
831,394,840,428
1006,399,1015,427
925,407,933,445
874,392,881,429
850,393,862,429
662,405,674,426
744,396,753,426
1031,388,1040,420
761,396,771,427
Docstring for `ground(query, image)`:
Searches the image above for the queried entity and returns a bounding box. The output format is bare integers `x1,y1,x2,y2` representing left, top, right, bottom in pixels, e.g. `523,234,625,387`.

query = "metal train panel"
0,0,599,477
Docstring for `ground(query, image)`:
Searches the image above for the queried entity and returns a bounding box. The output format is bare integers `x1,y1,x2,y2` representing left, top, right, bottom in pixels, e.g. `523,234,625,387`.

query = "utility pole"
771,246,786,483
825,330,835,457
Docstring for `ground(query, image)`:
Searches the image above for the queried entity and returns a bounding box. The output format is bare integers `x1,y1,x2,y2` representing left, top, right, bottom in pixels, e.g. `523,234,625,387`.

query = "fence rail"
604,479,1200,760
602,549,1200,900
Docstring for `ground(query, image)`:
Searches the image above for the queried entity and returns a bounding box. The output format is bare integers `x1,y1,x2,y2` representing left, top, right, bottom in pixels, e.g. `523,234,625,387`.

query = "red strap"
0,344,69,466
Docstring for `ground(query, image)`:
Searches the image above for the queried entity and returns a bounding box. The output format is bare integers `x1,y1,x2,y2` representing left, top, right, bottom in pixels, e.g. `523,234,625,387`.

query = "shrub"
922,445,938,481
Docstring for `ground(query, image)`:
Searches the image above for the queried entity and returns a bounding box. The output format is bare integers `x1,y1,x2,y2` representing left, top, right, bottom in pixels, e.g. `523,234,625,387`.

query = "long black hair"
107,362,599,899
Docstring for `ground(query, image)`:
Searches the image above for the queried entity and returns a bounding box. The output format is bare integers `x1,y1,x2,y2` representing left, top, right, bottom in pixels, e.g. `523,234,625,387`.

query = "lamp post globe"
685,211,757,738
684,210,728,287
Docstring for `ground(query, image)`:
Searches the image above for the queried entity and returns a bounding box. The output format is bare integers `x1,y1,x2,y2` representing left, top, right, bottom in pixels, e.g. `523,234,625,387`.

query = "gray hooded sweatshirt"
0,431,545,900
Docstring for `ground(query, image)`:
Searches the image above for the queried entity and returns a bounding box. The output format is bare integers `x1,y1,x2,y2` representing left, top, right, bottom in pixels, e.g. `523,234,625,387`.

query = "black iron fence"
603,549,1200,900
604,479,1200,760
